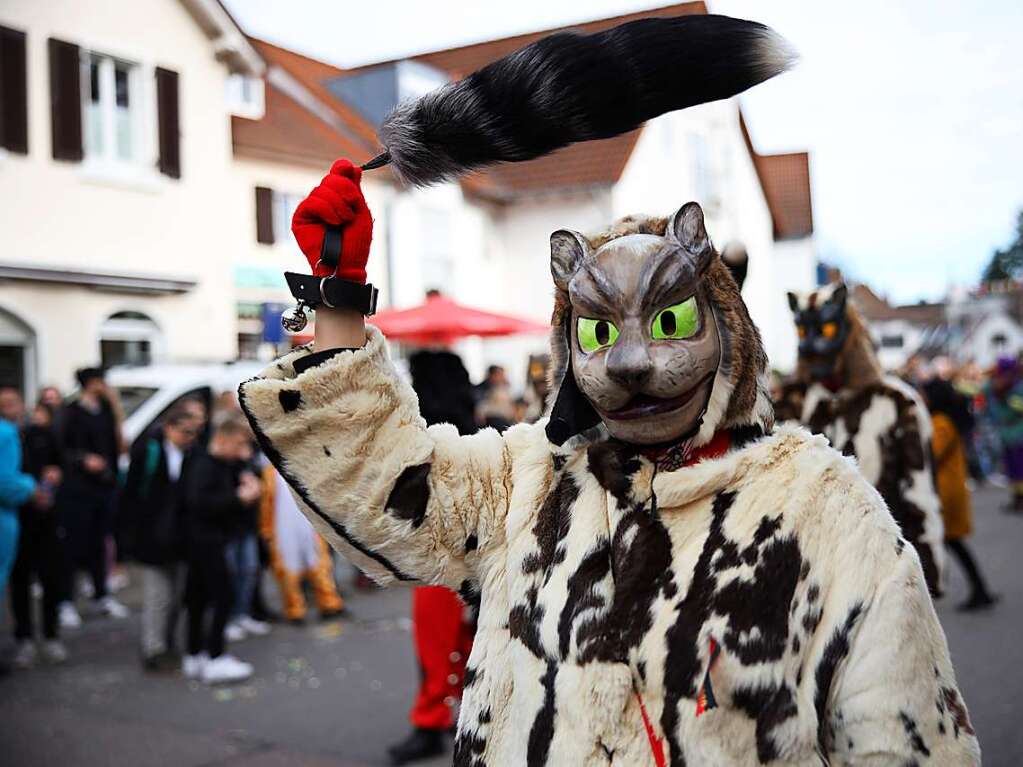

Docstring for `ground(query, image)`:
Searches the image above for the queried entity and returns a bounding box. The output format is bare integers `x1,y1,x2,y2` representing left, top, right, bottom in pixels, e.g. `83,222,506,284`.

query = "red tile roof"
739,113,814,239
756,152,814,239
232,80,366,168
232,39,381,168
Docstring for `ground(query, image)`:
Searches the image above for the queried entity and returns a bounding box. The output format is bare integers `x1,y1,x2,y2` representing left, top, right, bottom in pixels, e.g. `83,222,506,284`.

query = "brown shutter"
156,67,180,178
255,186,275,244
48,38,82,161
0,26,28,154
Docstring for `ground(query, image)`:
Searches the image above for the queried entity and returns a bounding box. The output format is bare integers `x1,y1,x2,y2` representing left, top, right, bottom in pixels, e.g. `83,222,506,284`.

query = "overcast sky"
224,0,1023,304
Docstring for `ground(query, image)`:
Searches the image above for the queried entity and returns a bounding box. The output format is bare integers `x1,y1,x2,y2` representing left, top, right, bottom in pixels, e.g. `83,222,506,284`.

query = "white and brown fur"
240,245,975,765
778,284,946,594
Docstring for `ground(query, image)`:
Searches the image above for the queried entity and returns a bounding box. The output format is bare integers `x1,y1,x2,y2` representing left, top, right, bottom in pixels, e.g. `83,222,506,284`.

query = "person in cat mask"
239,165,978,763
776,282,946,596
240,12,976,765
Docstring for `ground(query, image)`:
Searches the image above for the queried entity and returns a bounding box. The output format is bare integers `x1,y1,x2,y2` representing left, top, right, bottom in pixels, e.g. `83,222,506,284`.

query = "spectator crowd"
0,367,346,685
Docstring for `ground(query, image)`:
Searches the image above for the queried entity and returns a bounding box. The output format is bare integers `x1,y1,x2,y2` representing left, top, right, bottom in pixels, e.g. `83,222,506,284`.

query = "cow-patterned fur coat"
775,375,946,597
776,282,946,598
239,327,978,766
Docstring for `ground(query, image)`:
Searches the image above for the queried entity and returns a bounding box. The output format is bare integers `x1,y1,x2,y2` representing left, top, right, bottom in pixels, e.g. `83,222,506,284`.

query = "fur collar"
651,423,823,508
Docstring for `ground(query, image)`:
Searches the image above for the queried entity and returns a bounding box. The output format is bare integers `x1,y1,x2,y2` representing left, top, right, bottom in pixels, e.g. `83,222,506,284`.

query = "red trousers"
409,586,474,730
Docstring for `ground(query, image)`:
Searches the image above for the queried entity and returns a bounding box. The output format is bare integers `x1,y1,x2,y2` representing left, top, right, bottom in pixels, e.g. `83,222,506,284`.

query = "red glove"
292,159,373,282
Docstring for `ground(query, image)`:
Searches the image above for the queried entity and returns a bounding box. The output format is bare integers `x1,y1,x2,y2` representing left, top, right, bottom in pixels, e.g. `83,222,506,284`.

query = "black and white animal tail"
375,14,796,187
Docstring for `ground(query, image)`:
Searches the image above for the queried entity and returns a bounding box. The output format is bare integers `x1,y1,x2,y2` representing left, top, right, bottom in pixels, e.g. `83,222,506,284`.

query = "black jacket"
61,399,119,489
20,423,62,480
18,422,63,521
409,350,478,436
121,431,193,565
183,452,255,547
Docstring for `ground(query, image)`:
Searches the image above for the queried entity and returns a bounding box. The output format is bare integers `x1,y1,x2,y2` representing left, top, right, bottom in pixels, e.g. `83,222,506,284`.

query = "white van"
106,361,265,450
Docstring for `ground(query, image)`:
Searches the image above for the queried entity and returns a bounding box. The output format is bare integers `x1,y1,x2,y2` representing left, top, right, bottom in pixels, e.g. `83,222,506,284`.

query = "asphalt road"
1,485,1019,766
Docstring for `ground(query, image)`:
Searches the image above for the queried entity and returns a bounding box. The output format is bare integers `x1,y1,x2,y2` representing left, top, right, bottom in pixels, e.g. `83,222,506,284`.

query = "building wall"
0,0,240,390
614,103,806,372
478,190,613,389
867,318,925,371
957,314,1023,369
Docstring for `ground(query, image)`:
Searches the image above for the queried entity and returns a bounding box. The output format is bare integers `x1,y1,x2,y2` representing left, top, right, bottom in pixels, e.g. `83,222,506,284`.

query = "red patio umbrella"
370,293,550,344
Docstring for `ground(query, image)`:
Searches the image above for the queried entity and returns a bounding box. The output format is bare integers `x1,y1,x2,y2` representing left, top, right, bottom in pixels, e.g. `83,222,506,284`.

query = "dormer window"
226,73,265,119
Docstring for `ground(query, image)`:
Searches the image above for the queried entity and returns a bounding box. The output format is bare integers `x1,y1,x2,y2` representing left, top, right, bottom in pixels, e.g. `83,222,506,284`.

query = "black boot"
387,728,445,765
957,592,1000,612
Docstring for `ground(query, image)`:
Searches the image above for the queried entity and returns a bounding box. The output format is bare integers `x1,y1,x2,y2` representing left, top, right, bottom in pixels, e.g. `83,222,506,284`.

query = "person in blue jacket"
0,387,37,594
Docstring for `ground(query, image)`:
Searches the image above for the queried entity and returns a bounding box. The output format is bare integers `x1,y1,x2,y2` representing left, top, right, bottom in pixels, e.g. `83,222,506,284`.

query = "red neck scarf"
640,430,732,472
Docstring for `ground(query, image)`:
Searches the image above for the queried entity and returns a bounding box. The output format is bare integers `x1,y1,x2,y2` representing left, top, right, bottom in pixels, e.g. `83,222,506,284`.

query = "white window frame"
272,190,304,248
79,48,159,186
98,311,165,367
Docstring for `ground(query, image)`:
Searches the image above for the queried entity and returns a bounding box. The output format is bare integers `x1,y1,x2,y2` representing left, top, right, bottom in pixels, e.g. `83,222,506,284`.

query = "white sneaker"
225,621,247,642
182,652,209,679
41,640,69,664
236,616,271,636
58,602,82,629
12,640,37,669
201,654,253,684
99,596,129,619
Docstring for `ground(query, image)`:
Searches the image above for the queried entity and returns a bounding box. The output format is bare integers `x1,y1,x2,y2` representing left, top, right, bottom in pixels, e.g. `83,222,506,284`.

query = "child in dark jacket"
182,417,261,684
122,402,201,671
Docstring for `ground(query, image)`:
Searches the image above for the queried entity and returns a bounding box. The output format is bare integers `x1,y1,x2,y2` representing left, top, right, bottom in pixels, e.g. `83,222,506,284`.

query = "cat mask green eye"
577,317,620,353
651,296,699,340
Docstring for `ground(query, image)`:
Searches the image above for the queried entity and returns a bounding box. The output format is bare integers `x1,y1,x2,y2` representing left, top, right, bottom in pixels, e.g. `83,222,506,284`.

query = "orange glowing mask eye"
797,325,807,339
822,322,838,339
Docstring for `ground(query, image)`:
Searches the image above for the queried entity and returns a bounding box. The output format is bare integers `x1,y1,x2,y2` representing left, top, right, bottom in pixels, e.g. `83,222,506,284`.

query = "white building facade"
0,0,266,392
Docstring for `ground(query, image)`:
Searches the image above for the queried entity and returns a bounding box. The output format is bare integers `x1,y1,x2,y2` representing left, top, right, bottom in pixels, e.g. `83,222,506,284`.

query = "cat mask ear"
667,202,714,274
550,230,591,291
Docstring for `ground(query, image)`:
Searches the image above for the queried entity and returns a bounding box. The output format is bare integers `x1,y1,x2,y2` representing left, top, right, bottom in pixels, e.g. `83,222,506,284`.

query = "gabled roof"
232,78,366,167
852,284,945,326
231,39,381,168
738,114,813,240
178,0,264,76
249,39,379,151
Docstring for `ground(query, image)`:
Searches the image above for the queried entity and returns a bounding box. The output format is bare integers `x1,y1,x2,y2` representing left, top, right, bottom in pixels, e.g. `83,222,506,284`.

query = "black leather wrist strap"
284,272,378,316
319,225,343,272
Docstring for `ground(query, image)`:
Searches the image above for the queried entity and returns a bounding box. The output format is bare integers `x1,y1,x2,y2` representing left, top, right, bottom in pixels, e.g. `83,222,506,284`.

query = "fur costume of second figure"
777,282,946,595
240,203,978,763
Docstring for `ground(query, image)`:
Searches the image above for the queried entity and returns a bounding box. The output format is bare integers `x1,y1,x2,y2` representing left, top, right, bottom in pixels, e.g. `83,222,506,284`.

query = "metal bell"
281,302,309,333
